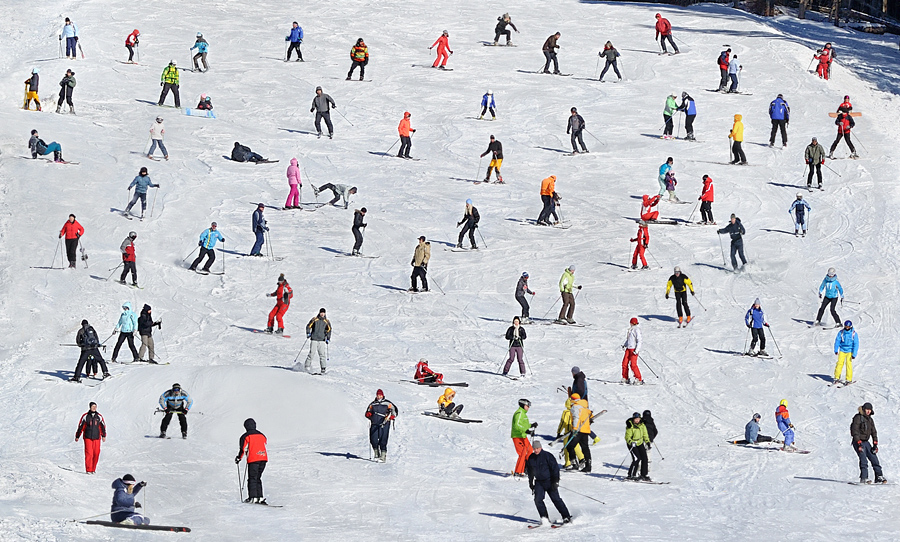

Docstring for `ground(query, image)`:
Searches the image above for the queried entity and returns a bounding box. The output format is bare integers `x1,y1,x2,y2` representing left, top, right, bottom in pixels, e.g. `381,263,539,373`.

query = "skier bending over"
768,94,790,147
493,13,518,45
815,267,843,327
640,194,661,222
110,475,148,525
745,298,769,357
24,68,40,110
788,193,810,237
732,413,773,445
437,388,464,418
72,319,109,382
314,184,356,208
125,29,140,62
365,389,398,462
537,175,557,225
565,393,593,472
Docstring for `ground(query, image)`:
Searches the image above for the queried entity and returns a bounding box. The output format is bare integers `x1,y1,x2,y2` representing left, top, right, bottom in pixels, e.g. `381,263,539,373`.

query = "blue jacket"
776,407,792,432
819,275,843,299
61,23,79,38
658,162,672,181
678,96,696,115
159,388,193,411
481,94,495,108
834,328,859,356
191,38,209,53
289,27,303,42
745,306,767,328
110,478,143,523
769,97,790,121
199,228,224,249
128,175,158,194
525,448,561,484
744,419,761,443
251,209,267,233
116,302,138,333
789,199,810,218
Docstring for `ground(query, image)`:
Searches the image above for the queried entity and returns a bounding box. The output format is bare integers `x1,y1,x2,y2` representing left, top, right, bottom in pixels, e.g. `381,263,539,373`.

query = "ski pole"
474,156,482,182
851,132,867,153
48,237,62,269
806,57,815,71
237,462,244,502
266,231,276,260
718,234,728,266
293,337,309,365
541,295,562,319
822,161,842,177
766,326,783,356
692,294,708,311
593,55,600,79
158,322,170,358
653,442,665,460
182,246,198,263
687,200,700,222
150,187,159,218
58,32,63,58
612,450,633,479
743,327,751,354
584,128,606,146
430,275,446,295
220,242,225,275
335,107,354,127
637,353,659,378
382,138,400,157
100,331,116,346
477,227,488,249
284,40,289,61
126,187,132,211
136,43,140,63
523,347,535,377
644,247,662,269
106,263,123,280
676,111,682,139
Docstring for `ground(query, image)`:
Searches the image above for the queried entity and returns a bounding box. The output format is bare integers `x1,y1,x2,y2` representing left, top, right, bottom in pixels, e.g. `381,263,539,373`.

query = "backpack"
84,326,100,348
281,284,293,304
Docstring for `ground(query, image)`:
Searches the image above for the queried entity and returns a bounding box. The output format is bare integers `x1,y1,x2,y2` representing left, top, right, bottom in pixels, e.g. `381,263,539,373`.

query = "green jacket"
161,65,179,85
558,269,574,293
511,407,530,438
664,96,677,116
625,419,650,446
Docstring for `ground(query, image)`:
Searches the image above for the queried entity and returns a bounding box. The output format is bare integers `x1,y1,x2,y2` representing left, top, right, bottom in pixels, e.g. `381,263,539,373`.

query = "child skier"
621,318,643,384
745,298,769,356
788,193,810,236
437,388,464,418
664,170,679,202
196,94,213,110
630,221,649,270
265,274,292,334
479,90,496,120
775,399,795,451
657,157,673,196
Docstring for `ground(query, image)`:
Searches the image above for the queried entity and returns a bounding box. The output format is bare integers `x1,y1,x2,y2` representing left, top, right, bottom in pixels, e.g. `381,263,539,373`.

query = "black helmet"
518,398,531,408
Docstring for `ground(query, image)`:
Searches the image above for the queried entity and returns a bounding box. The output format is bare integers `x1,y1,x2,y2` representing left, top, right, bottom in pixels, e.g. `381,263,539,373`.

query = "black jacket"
481,140,503,159
495,18,518,33
567,114,585,134
232,143,252,162
850,408,877,443
76,324,101,351
718,219,745,241
526,448,560,485
571,371,587,400
643,410,658,442
353,210,367,230
458,207,480,227
76,410,106,440
138,309,158,336
505,325,527,348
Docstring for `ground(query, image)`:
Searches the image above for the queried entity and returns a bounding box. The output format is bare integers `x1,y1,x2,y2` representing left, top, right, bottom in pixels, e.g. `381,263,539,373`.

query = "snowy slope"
1,0,899,539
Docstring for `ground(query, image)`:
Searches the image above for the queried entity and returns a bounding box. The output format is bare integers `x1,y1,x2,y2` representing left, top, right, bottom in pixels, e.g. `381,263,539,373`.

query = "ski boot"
68,377,81,383
566,318,576,325
539,517,551,527
56,105,62,114
875,476,887,484
477,115,483,120
640,475,652,482
275,328,284,335
69,105,75,115
456,242,463,249
470,244,478,250
579,459,592,473
159,431,166,438
631,264,637,269
641,265,649,270
182,431,188,439
677,317,683,328
758,350,769,357
492,40,498,46
554,318,567,325
686,315,692,324
264,327,274,334
345,76,352,81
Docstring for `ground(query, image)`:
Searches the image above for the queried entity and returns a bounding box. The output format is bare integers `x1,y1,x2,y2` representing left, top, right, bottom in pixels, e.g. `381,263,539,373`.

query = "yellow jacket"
570,398,592,433
729,114,744,142
559,268,574,293
160,65,179,85
557,398,574,435
437,388,456,408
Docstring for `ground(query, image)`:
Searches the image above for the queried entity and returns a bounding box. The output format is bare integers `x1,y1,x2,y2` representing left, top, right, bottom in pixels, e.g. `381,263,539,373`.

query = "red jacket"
641,194,660,216
76,411,107,440
718,51,730,70
631,225,649,247
655,18,672,36
836,115,854,135
701,177,714,202
414,361,442,382
60,220,84,239
837,100,852,113
125,30,139,46
431,35,450,53
238,421,268,463
271,282,293,306
122,243,135,263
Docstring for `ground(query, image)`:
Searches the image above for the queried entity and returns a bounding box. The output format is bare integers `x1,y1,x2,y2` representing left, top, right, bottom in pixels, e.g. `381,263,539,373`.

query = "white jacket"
622,325,642,353
149,122,165,140
728,58,740,75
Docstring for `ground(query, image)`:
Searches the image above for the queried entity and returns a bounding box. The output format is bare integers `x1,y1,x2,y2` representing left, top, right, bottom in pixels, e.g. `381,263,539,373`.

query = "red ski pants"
84,438,101,473
433,50,449,67
513,437,533,474
622,349,642,381
632,244,647,267
268,303,289,329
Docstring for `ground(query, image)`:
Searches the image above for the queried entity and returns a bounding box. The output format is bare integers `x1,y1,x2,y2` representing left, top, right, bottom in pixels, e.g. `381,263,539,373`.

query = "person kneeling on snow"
110,474,149,525
231,142,265,163
414,358,443,383
438,388,464,418
196,94,213,110
28,129,64,162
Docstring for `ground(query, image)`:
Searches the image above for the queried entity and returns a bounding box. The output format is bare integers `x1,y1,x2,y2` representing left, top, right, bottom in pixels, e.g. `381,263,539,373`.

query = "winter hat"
360,207,367,213
777,93,783,98
489,135,495,140
211,222,217,228
570,393,580,400
258,202,265,208
200,94,207,99
65,17,71,22
81,319,89,326
702,174,709,181
571,107,577,113
277,273,285,283
66,70,74,76
315,86,322,91
630,317,639,325
632,412,641,419
753,298,761,305
142,304,151,311
779,399,788,407
533,441,543,450
642,410,652,419
862,402,874,414
442,30,449,36
522,272,529,278
155,117,163,123
487,89,493,95
196,32,203,38
376,389,384,397
681,92,687,98
30,129,38,135
812,137,818,142
827,267,836,277
571,366,580,374
172,383,181,389
667,157,674,164
418,236,426,241
465,199,473,205
32,67,39,74
844,95,849,100
122,474,136,484
139,167,148,175
419,358,428,364
89,402,97,408
753,413,761,420
730,213,736,219
796,193,803,199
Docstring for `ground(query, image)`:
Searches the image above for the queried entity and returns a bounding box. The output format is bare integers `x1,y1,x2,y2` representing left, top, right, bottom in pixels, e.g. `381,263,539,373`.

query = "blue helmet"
522,272,529,278
843,320,853,328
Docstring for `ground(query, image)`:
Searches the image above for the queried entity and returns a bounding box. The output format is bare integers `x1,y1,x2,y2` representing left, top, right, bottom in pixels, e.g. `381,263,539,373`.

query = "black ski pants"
537,195,553,224
730,238,747,269
369,422,391,452
516,294,530,318
734,436,773,444
533,480,570,520
731,141,747,163
700,201,713,223
398,136,411,158
830,132,855,154
566,432,591,469
75,348,106,378
659,34,679,53
65,238,79,266
160,409,188,434
287,42,303,60
494,29,512,43
684,114,696,136
190,247,216,271
352,226,364,252
121,261,137,284
247,461,266,498
807,163,823,186
816,296,841,324
314,112,333,135
770,119,788,145
58,86,73,107
458,223,476,247
126,45,135,62
719,67,729,89
158,83,181,107
750,327,766,351
663,113,674,136
112,331,139,361
348,59,367,78
480,105,496,118
411,266,428,290
628,444,649,478
599,60,621,80
674,290,691,317
570,129,587,152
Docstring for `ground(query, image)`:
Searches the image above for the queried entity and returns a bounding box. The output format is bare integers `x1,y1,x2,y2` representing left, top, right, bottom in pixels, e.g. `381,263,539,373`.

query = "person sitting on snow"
414,358,443,383
231,142,265,163
196,94,213,110
110,474,149,525
437,388,464,418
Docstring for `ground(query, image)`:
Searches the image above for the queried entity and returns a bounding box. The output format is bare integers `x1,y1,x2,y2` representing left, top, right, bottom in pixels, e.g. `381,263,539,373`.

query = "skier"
567,107,588,153
351,207,367,256
397,111,415,159
814,49,830,80
232,142,266,162
657,157,673,197
676,92,697,141
265,274,293,335
479,90,496,120
511,398,536,477
493,13,518,45
641,194,661,222
196,94,213,110
805,137,826,189
56,69,76,114
191,32,209,72
556,265,581,325
59,214,84,268
733,413,773,444
437,388,464,418
815,267,844,327
62,18,79,59
526,441,572,527
654,13,679,54
836,94,852,114
147,117,168,160
303,308,331,373
536,175,557,225
409,236,430,292
249,203,268,257
429,30,453,69
75,402,106,473
598,41,622,82
745,298,769,357
29,129,64,162
727,55,741,93
286,22,303,61
118,231,139,286
137,304,161,363
788,193,811,237
365,390,398,462
158,383,192,439
699,174,715,225
110,475,148,525
621,318,643,384
851,402,886,484
717,48,731,91
833,320,859,385
125,167,159,219
314,184,357,208
625,412,651,481
768,94,790,147
728,114,747,165
566,393,592,472
346,38,368,80
663,169,679,202
111,301,140,363
775,399,795,451
717,214,747,271
643,410,658,447
828,112,857,159
515,272,535,322
125,29,140,63
630,220,649,270
502,316,527,377
662,93,677,139
189,222,224,272
569,366,588,401
414,359,443,383
235,418,268,504
456,199,480,249
541,32,561,74
665,266,695,327
310,86,336,139
479,135,503,182
284,158,302,209
72,319,109,382
158,61,180,108
24,68,40,110
822,43,836,78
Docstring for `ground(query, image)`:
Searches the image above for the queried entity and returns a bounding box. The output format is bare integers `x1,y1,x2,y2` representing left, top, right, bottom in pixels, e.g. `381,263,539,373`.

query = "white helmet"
827,267,836,277
196,32,203,38
796,192,803,199
674,266,681,273
487,89,493,95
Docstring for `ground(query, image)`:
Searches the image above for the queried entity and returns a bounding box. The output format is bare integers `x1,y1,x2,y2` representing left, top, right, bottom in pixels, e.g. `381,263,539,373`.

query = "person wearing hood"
159,383,192,439
437,388,464,418
119,231,139,285
699,175,715,225
302,308,331,373
24,68,41,110
566,394,592,472
745,298,769,357
137,304,161,363
526,440,572,528
654,13,678,54
347,38,368,80
729,114,747,165
662,93,677,139
125,167,159,219
352,207,367,256
676,92,697,141
768,94,790,147
190,222,224,273
235,419,268,504
727,54,741,92
59,214,84,268
598,41,622,82
285,158,302,209
231,142,265,163
480,135,503,182
314,183,357,209
493,13,519,46
286,22,304,61
657,157,673,197
72,319,108,382
365,389,398,462
196,94,213,110
429,30,453,69
398,111,416,159
556,265,581,325
537,175,557,225
110,474,148,524
111,301,140,363
642,410,658,445
125,29,140,63
310,86,336,139
621,318,643,384
815,268,844,327
788,193,811,237
456,199,480,249
147,117,168,160
718,214,747,271
502,316,527,377
625,412,651,480
732,413,773,445
191,32,209,72
75,402,106,473
515,272,535,322
851,402,885,484
266,274,293,335
833,320,859,385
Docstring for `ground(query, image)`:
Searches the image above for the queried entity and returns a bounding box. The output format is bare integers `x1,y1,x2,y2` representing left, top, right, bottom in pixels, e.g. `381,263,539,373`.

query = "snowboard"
400,380,468,387
184,108,216,118
422,411,482,423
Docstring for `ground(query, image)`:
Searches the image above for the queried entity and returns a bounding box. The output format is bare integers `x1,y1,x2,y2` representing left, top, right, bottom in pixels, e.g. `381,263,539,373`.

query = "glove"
645,443,651,450
457,222,462,227
576,285,582,290
325,339,330,344
873,441,878,453
857,440,863,452
698,196,702,201
665,294,669,300
199,241,203,247
310,109,314,113
819,293,823,299
764,323,769,327
690,291,695,296
422,263,427,270
526,429,535,436
160,82,164,87
747,324,751,329
138,481,147,487
411,129,416,133
235,456,241,464
134,501,142,508
821,160,825,165
789,424,794,429
530,485,535,493
806,160,811,164
530,422,538,428
264,227,269,232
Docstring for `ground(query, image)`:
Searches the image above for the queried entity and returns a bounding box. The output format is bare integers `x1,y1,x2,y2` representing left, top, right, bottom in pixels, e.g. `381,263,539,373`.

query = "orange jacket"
431,35,450,53
398,114,413,137
540,175,556,196
60,220,84,239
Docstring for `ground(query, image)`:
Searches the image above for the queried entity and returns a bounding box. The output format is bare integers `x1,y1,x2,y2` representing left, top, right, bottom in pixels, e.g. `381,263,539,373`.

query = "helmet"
632,412,642,419
487,89,493,95
681,91,687,98
465,198,473,205
442,30,449,36
674,266,681,273
796,193,803,199
196,32,203,38
32,67,39,74
518,398,531,408
522,272,529,278
419,358,428,365
753,413,761,420
172,383,181,389
128,231,137,239
844,320,853,328
827,267,836,277
570,393,581,400
170,60,177,66
571,107,577,113
779,399,788,407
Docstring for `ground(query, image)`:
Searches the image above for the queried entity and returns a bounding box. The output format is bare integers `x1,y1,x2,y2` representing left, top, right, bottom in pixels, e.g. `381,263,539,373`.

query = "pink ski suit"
285,158,301,208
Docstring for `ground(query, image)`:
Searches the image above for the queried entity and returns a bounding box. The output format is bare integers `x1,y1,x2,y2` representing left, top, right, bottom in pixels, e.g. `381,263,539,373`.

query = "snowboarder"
567,107,588,153
111,301,140,363
621,318,643,384
641,194,661,222
556,265,581,325
717,48,731,91
729,114,747,164
429,30,453,69
676,92,697,141
125,29,140,63
805,137,826,189
662,93,677,139
502,316,527,376
733,413,773,444
250,203,268,257
59,214,84,268
365,390,397,462
663,169,679,202
598,41,622,82
414,359,443,383
541,32,561,74
727,55,741,93
285,158,301,209
125,167,159,219
654,13,679,54
829,112,857,159
815,267,844,327
566,393,592,472
265,274,293,335
110,475,148,525
536,175,557,225
788,193,810,237
62,18,79,59
569,366,588,401
310,86,336,139
479,135,503,182
630,221,649,270
75,402,106,473
351,207,367,256
493,13,518,45
657,157,673,197
718,214,747,271
409,236,430,292
24,68,40,110
56,69,76,114
191,32,209,72
768,94,790,147
31,130,64,162
397,111,415,159
189,222,224,272
745,298,769,356
665,266,694,327
526,441,572,527
515,272,535,322
232,142,266,163
147,117,168,160
158,383,192,439
196,94,213,110
118,231,139,286
72,319,108,382
851,402,885,484
699,175,715,224
833,320,859,385
511,398,536,477
286,22,303,61
347,38,368,80
479,90,496,120
137,304,161,363
235,418,268,504
314,184,357,208
456,199,480,249
158,61,180,108
437,388,464,418
625,412,651,480
303,308,331,373
775,399,795,451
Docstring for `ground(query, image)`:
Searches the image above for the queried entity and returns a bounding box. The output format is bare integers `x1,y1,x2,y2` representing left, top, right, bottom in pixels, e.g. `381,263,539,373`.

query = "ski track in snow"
1,0,899,539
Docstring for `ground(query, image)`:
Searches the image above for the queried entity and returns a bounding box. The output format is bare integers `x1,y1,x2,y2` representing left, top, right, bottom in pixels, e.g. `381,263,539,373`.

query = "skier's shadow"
768,181,808,190
278,128,318,136
478,512,537,525
791,317,814,326
761,228,797,236
449,176,480,184
640,314,677,323
533,146,569,154
694,262,731,272
807,373,833,383
37,369,75,381
586,472,619,480
319,247,344,255
793,476,847,484
317,451,371,462
462,368,502,376
373,284,407,292
705,347,743,356
600,261,630,270
470,467,511,478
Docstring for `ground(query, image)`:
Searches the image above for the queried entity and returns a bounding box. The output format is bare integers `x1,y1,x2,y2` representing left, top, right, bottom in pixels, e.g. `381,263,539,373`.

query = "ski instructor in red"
75,402,106,473
265,273,292,335
429,30,453,69
655,13,679,54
